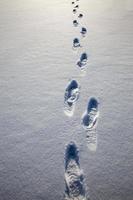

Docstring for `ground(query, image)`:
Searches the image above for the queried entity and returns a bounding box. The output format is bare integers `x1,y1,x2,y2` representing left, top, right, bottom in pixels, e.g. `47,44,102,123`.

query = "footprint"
86,129,97,152
73,20,79,27
78,13,83,18
81,98,99,151
80,53,88,64
73,9,77,14
73,38,80,48
77,52,88,70
72,1,75,4
64,80,80,117
82,97,99,130
64,142,87,200
74,5,79,8
81,27,87,37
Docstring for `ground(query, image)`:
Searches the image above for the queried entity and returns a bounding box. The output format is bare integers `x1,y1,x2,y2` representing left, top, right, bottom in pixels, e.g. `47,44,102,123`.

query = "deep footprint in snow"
81,98,99,151
72,1,75,4
73,9,77,14
73,20,79,27
82,97,99,130
64,142,88,200
73,38,80,48
78,13,83,18
74,5,79,8
81,27,87,37
77,52,88,71
64,80,80,117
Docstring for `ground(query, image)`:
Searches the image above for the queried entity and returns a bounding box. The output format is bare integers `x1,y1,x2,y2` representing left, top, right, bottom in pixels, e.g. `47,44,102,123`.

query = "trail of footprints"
63,1,100,199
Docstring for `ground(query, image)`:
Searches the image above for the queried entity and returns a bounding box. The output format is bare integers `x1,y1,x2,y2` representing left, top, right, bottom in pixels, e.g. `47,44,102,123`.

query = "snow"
0,0,133,200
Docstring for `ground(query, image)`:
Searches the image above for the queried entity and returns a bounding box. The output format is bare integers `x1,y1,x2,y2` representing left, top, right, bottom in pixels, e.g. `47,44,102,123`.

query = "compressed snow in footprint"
73,38,80,48
64,80,80,117
73,20,79,27
77,53,88,71
81,97,99,130
80,27,87,37
86,129,97,152
64,142,88,200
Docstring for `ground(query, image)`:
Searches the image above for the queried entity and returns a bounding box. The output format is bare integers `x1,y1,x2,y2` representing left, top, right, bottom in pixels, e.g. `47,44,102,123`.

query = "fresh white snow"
0,0,133,200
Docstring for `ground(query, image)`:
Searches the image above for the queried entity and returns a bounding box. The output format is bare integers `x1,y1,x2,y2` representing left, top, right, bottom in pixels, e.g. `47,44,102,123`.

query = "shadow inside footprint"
77,52,88,70
73,9,77,14
65,142,79,169
64,80,80,117
73,38,80,48
82,97,99,130
78,13,83,18
81,27,87,37
87,97,98,113
64,142,87,199
73,20,79,27
74,5,79,8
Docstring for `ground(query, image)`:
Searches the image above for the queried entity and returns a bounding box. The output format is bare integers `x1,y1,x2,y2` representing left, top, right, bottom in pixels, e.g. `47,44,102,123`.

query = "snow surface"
0,0,133,200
